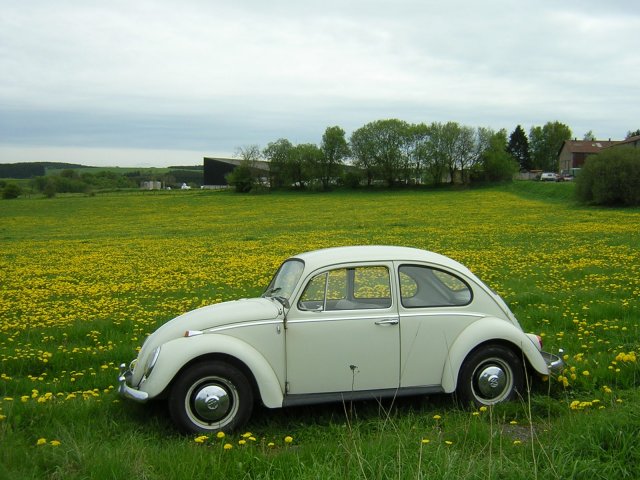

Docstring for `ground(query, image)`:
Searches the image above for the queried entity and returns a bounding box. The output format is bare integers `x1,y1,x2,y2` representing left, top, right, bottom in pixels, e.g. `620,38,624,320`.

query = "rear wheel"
456,345,524,407
168,362,253,434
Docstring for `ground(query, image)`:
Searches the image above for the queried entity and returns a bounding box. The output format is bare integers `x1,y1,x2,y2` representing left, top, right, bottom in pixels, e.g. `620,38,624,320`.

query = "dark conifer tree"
507,125,531,171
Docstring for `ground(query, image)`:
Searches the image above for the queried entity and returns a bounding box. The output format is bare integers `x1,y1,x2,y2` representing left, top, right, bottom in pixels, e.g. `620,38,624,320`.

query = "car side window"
399,265,472,307
298,266,391,311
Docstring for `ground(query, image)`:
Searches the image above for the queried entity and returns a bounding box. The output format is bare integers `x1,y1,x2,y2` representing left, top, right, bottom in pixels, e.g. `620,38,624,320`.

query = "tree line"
228,119,576,191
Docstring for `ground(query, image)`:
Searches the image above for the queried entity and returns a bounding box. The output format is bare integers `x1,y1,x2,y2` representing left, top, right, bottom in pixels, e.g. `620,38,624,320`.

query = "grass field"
1,184,639,479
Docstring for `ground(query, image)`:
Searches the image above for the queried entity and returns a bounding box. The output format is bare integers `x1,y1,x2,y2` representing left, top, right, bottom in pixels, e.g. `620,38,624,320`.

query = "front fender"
139,334,284,408
441,317,548,393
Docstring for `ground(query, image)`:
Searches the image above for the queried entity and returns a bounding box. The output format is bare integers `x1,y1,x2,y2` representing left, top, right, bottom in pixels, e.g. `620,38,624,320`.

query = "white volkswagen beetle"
118,246,562,433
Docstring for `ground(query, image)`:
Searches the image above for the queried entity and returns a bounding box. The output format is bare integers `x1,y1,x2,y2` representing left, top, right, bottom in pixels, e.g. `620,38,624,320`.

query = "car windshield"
263,259,304,301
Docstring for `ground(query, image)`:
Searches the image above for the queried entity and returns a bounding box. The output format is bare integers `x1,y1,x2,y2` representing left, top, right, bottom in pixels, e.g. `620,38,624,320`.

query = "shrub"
2,183,21,199
576,147,640,206
226,163,255,193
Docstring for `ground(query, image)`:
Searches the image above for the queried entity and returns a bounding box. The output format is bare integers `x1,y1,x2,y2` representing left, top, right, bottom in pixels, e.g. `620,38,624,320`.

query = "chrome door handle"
375,318,399,326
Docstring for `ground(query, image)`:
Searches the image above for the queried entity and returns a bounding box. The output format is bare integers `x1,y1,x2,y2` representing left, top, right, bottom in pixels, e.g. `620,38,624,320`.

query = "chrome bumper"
541,350,564,374
118,363,149,403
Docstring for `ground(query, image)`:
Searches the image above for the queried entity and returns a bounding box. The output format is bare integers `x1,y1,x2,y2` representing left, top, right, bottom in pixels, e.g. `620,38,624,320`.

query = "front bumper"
118,363,149,403
540,350,564,374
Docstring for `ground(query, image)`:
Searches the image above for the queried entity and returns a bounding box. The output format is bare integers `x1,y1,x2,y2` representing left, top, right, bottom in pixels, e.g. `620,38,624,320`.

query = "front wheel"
456,345,524,407
168,362,253,434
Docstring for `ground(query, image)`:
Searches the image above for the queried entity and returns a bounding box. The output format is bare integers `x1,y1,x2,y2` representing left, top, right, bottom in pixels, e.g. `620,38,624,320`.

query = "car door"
285,263,400,395
395,263,481,388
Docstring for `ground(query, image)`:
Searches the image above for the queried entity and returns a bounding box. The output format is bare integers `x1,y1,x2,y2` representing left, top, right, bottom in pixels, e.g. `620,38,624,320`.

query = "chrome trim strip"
286,312,397,325
399,311,485,319
203,319,283,333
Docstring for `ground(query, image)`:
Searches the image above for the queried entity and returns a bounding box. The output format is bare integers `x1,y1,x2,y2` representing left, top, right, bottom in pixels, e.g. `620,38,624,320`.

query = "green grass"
1,184,639,479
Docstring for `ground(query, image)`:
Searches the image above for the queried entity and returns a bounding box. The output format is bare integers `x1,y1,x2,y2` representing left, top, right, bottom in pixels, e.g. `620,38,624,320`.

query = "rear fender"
441,317,548,393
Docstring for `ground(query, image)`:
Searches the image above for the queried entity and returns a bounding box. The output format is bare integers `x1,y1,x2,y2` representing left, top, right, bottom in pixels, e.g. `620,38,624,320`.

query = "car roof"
290,245,473,276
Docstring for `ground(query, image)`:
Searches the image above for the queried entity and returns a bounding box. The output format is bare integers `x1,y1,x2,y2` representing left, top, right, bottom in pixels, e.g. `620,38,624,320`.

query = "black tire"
456,345,524,407
168,361,253,434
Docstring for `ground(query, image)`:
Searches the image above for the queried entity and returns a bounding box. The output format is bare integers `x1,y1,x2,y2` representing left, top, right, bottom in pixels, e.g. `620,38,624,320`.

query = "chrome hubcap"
472,358,513,403
186,376,239,425
193,385,230,421
477,366,506,398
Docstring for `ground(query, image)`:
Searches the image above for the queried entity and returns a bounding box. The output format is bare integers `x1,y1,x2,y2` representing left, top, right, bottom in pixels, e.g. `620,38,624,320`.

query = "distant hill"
0,162,89,179
0,163,203,179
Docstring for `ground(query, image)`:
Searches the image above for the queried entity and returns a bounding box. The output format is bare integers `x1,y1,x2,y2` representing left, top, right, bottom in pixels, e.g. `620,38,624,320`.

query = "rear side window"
399,265,472,308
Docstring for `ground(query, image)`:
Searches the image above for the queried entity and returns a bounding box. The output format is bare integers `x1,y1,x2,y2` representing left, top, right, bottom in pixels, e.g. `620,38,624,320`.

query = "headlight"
143,346,161,378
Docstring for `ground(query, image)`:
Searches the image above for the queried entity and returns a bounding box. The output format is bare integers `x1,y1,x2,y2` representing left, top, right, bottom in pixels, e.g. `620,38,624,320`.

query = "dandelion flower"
510,420,518,425
268,442,275,448
238,439,246,446
0,415,6,421
284,436,293,444
445,440,453,445
421,438,430,444
479,406,487,412
36,438,47,446
216,431,225,439
223,443,233,450
513,440,522,446
194,435,208,444
582,370,590,377
432,414,442,420
50,440,61,447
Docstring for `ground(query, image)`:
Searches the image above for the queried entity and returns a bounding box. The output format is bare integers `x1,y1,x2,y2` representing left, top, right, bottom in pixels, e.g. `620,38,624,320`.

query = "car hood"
135,297,282,369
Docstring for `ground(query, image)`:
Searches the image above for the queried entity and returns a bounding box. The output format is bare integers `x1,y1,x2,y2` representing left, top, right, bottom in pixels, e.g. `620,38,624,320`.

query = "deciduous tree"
319,126,349,190
529,121,572,172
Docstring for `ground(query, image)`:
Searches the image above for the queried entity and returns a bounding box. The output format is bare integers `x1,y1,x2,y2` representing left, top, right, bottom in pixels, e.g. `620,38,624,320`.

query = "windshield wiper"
263,286,281,297
270,295,290,309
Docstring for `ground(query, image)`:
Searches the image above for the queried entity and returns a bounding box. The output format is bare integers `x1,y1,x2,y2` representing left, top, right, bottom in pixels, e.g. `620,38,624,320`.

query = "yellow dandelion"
421,438,430,444
479,406,487,412
194,435,208,444
216,431,225,439
238,439,246,446
36,438,47,446
432,414,442,420
445,440,453,445
284,436,293,444
223,443,233,450
50,440,61,447
513,440,522,446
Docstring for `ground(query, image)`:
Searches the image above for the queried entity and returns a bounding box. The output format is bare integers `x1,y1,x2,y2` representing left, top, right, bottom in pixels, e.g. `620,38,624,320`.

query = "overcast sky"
1,0,638,167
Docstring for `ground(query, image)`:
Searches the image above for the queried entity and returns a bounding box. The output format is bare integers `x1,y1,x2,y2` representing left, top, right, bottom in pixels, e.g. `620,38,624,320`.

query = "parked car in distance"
118,246,563,433
540,172,558,181
557,174,574,182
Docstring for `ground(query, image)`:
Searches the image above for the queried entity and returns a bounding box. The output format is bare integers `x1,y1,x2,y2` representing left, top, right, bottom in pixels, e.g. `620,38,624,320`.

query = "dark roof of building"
203,156,270,171
560,139,617,154
611,135,640,148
